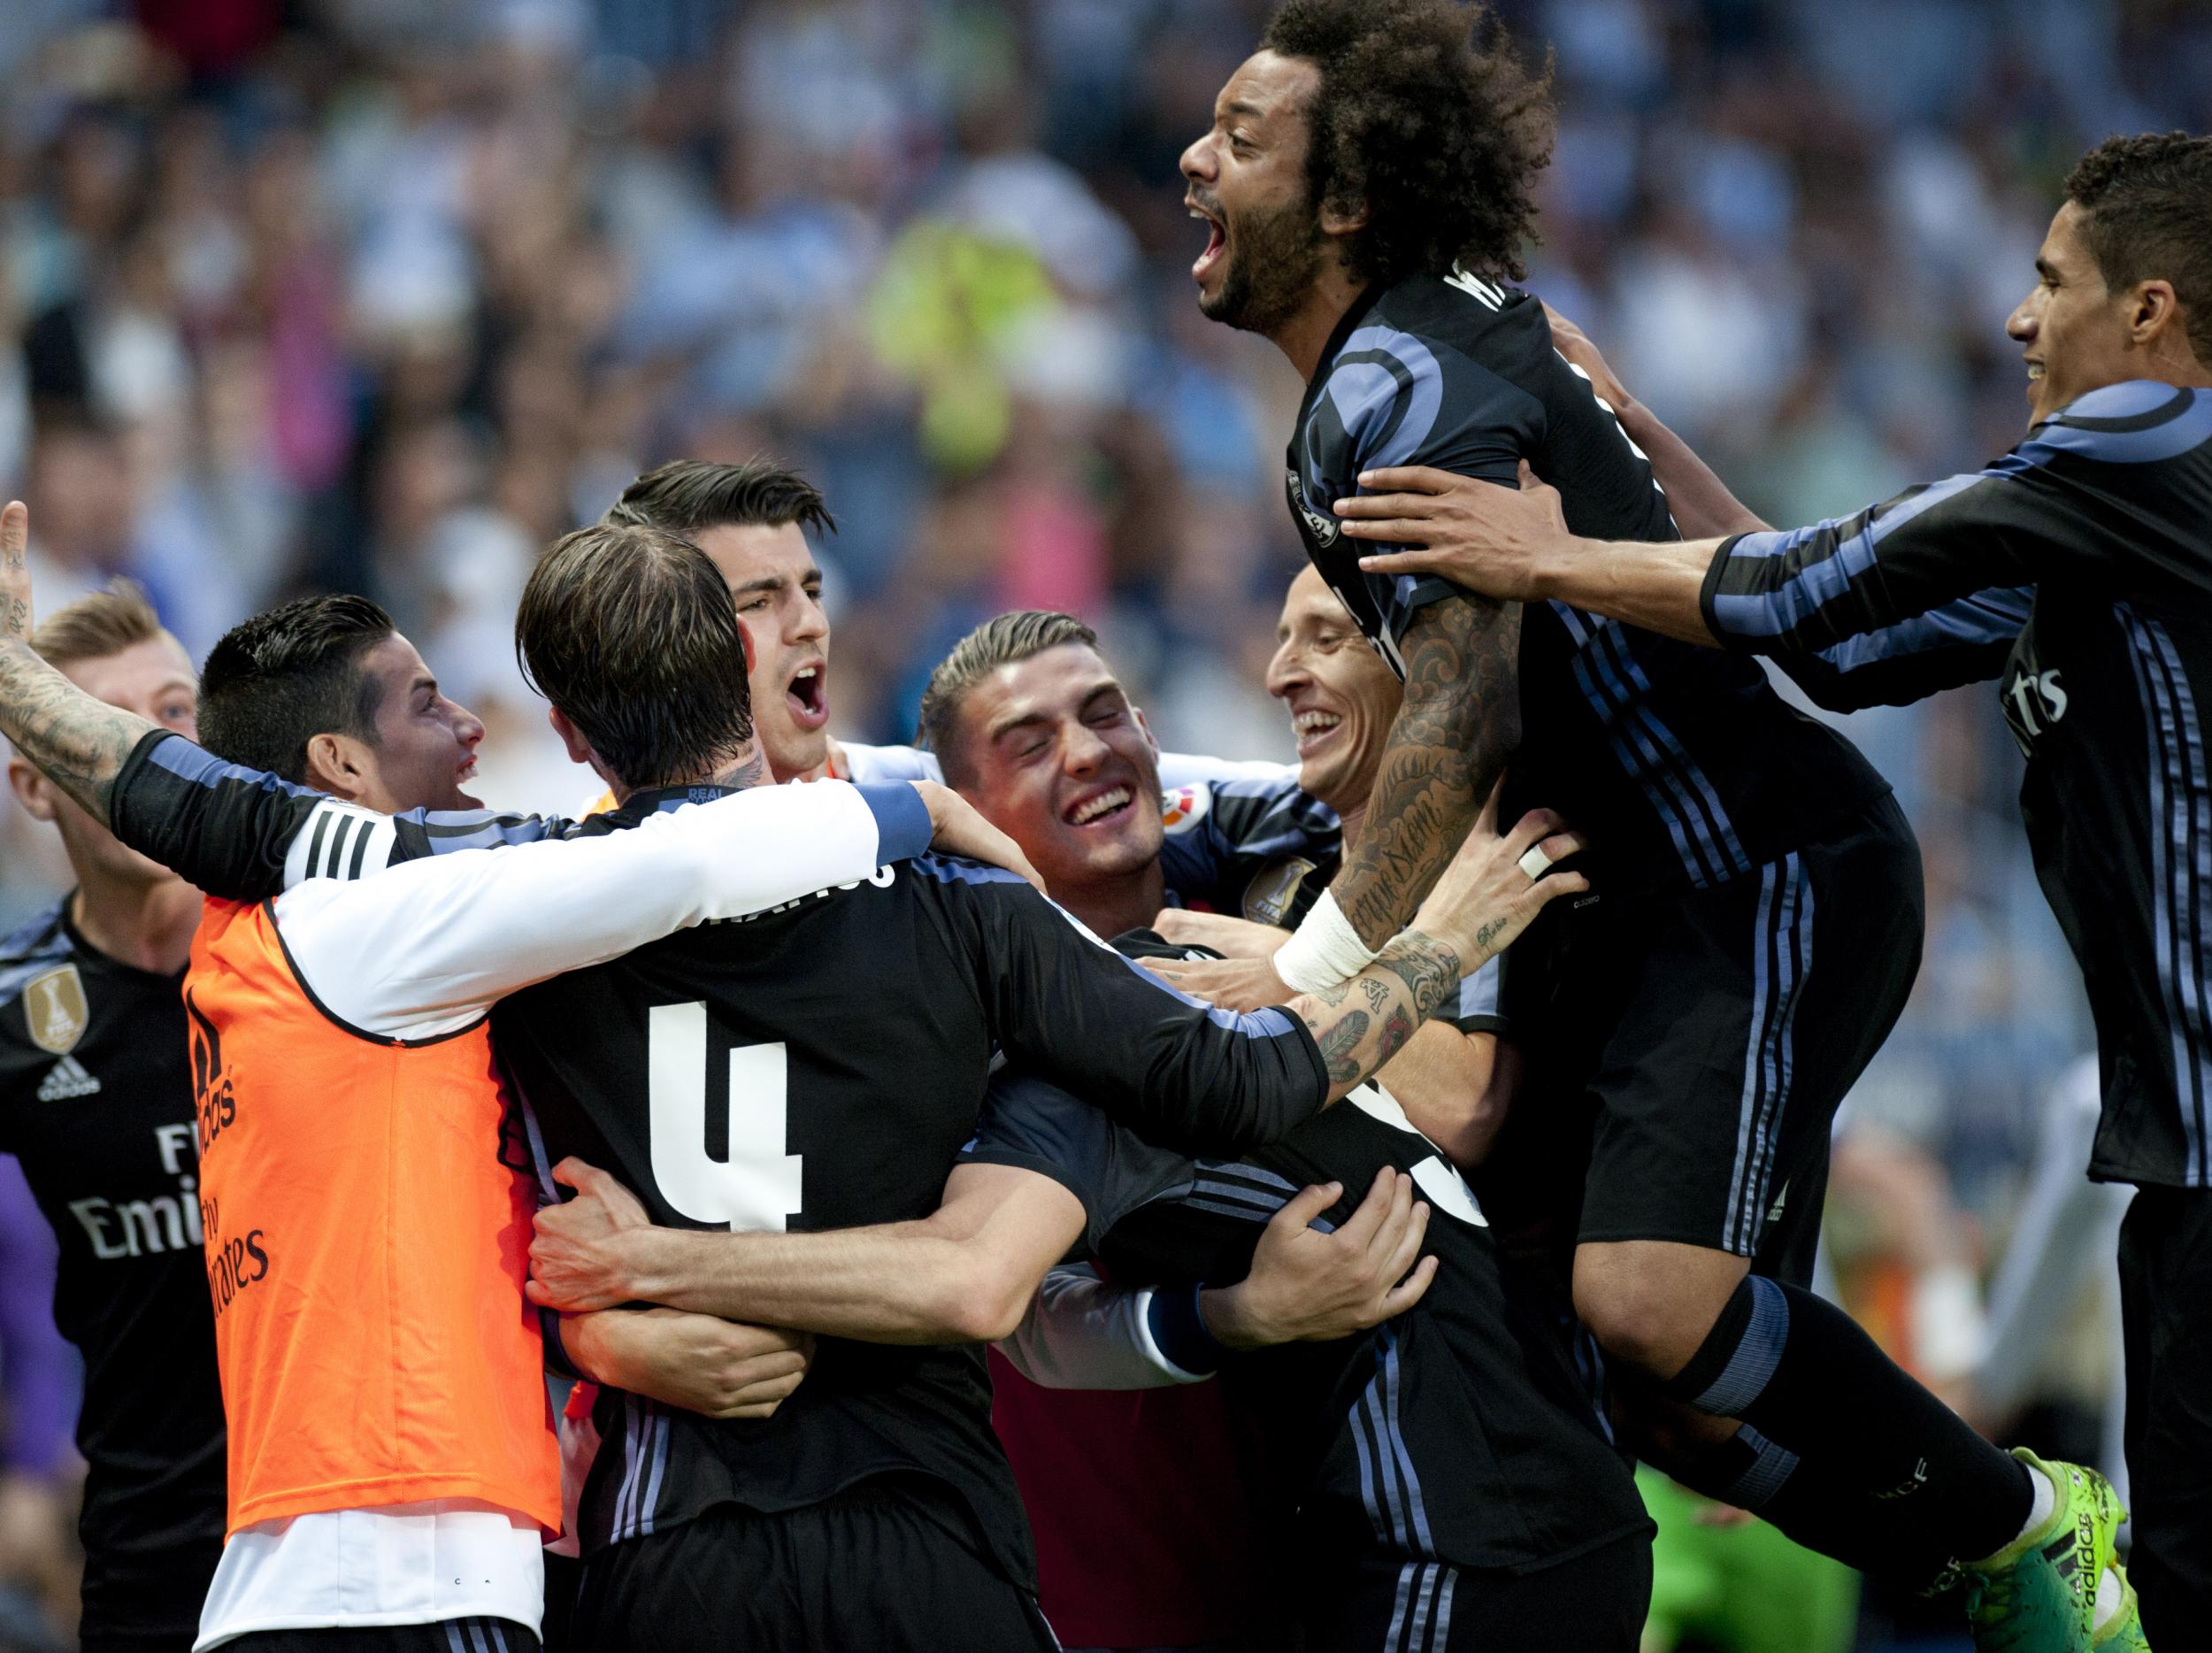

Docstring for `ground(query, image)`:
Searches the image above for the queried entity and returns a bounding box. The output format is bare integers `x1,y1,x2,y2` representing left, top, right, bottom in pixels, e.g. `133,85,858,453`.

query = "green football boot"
2089,1565,2152,1650
1961,1449,2126,1652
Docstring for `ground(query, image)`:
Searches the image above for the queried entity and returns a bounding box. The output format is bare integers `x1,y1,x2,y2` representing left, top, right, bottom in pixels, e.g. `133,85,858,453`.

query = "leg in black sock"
1660,1274,2031,1566
1654,1417,1953,1585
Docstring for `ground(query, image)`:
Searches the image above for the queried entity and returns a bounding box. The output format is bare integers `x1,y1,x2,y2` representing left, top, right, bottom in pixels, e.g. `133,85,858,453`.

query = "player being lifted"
1170,1,2135,1646
1337,130,2212,1650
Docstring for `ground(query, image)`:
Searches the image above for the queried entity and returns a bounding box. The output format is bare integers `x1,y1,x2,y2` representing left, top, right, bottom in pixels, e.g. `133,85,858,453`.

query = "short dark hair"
1261,0,1554,288
198,596,396,783
515,522,754,792
916,611,1099,785
603,457,836,539
2065,132,2212,365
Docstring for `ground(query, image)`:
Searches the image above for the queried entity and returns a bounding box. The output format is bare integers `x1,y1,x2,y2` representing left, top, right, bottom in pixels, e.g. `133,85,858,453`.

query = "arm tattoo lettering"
1358,974,1390,1014
0,640,155,822
1332,596,1521,949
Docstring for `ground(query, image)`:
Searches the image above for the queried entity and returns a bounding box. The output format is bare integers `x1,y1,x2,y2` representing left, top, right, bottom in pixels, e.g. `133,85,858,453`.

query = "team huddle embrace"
4,1,2209,1650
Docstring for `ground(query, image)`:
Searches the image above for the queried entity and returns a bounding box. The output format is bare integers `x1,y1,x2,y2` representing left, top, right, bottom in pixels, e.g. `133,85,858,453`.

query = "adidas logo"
36,1056,101,1102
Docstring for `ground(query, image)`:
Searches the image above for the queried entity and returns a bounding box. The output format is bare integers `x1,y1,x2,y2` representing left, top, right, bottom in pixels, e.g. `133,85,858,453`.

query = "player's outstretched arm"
528,1160,1086,1346
1340,465,1724,645
0,501,158,821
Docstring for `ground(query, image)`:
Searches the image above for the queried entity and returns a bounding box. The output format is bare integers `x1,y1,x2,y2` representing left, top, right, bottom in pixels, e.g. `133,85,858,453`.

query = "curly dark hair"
1261,0,1555,288
2064,131,2212,366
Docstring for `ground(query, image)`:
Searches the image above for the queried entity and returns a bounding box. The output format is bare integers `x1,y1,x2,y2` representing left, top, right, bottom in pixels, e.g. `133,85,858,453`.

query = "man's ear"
547,705,598,766
1318,193,1369,239
2129,279,2194,359
7,754,57,824
303,731,376,804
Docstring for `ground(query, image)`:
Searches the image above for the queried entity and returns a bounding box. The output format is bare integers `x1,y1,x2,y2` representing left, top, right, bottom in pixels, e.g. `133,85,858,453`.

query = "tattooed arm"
0,501,157,821
1332,594,1521,947
992,795,1586,1155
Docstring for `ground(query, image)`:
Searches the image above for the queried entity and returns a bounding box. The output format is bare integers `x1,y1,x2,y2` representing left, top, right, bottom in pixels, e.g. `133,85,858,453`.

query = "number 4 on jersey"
649,1003,803,1232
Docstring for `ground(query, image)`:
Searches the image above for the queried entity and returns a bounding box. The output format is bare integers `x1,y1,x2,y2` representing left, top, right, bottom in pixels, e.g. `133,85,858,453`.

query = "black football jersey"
1285,273,1890,898
488,788,1332,1586
0,901,224,1639
1704,381,2212,1189
1156,771,1340,930
962,932,1649,1580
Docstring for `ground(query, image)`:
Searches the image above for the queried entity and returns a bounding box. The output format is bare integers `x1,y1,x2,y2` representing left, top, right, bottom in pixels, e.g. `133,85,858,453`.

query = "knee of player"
1572,1265,1715,1380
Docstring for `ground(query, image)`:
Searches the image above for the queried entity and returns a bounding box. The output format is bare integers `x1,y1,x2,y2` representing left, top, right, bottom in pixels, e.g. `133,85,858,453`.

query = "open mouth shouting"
786,661,828,732
1187,196,1227,285
1064,784,1136,830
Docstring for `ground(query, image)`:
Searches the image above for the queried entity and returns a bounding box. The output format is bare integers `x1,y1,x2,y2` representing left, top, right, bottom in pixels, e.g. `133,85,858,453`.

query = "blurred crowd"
0,0,2202,1645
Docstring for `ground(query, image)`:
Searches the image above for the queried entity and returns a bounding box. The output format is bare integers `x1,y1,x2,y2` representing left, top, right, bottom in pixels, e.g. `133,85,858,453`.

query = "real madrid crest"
24,964,88,1056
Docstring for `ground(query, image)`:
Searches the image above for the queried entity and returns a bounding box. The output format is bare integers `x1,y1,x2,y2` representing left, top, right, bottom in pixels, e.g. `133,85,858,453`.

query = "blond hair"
31,580,172,672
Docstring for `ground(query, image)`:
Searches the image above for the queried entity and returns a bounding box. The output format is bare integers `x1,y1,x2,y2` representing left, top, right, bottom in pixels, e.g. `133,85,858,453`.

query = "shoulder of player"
0,903,74,1002
1315,279,1547,432
0,903,76,1079
1158,774,1338,849
2023,381,2212,469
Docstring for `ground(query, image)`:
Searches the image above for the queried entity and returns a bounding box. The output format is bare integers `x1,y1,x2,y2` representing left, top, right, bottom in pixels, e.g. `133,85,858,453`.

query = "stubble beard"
1200,196,1327,338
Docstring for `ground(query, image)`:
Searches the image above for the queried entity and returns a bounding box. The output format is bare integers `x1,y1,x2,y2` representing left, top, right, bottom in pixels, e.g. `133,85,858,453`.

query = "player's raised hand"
528,1157,653,1313
911,780,1045,892
1,501,33,647
1150,907,1292,959
1335,461,1571,601
1410,783,1587,967
1202,1168,1436,1348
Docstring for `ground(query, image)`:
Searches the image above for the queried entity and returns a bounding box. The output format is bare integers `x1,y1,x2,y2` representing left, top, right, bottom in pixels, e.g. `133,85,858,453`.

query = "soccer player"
1171,2,2127,1643
602,454,1281,794
912,608,1344,941
904,604,1390,1648
0,522,1023,1651
1334,130,2210,1649
0,583,222,1652
492,521,1578,1650
918,585,1619,1648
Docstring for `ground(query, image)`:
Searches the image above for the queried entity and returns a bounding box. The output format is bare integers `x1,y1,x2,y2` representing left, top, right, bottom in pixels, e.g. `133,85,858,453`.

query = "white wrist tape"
1275,889,1380,994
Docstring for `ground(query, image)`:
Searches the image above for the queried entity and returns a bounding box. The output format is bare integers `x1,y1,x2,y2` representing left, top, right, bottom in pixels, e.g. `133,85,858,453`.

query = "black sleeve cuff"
1146,1281,1232,1377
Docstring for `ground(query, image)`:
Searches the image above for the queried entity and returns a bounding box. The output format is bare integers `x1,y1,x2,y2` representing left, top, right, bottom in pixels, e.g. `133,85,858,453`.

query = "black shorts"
1302,1530,1651,1652
219,1618,536,1653
572,1476,1056,1653
1512,795,1922,1277
2118,1184,2212,1645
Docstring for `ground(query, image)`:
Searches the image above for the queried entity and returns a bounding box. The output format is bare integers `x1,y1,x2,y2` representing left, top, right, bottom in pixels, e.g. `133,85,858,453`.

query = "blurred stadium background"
0,2,2203,1649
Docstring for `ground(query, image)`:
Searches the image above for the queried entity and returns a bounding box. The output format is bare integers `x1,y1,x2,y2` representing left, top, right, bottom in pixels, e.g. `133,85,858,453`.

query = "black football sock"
1660,1275,2032,1565
1663,1425,1954,1585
